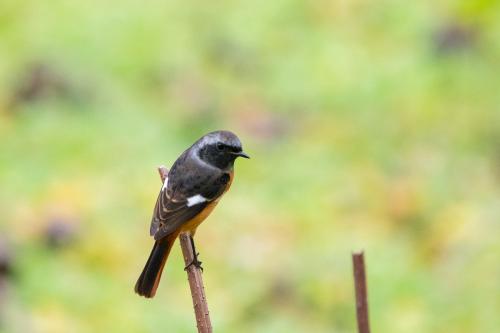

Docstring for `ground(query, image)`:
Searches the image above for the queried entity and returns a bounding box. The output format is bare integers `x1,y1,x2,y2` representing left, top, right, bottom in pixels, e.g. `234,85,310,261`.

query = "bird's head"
196,130,249,170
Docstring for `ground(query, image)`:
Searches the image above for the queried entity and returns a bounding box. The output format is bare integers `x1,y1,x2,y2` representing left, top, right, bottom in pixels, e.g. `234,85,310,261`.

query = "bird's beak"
234,151,250,159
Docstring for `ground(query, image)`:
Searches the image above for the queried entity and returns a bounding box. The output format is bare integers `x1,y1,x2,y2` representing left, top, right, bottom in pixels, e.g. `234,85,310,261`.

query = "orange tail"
134,235,176,298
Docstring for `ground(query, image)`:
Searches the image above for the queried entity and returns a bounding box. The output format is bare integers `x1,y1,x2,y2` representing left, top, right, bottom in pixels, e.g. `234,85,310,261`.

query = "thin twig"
352,251,371,333
179,233,212,333
157,166,212,333
0,239,13,328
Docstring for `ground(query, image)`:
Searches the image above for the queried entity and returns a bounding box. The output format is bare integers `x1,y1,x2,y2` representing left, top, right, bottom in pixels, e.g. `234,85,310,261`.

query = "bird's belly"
180,200,220,235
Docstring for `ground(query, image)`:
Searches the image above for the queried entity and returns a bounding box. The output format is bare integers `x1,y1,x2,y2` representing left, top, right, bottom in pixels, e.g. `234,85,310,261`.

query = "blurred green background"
1,0,500,332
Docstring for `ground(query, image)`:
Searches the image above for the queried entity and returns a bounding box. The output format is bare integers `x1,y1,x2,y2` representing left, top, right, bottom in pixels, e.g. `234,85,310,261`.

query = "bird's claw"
184,253,203,272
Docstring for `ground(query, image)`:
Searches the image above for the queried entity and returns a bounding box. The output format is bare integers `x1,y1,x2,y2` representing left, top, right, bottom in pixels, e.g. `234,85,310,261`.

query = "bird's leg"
184,235,203,272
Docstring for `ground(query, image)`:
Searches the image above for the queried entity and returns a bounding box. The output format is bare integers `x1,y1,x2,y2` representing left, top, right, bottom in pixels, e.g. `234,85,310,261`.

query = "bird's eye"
216,142,225,151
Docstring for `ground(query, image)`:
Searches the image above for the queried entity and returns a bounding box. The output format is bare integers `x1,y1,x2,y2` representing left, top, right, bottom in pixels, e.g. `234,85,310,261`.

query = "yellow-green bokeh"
1,1,500,332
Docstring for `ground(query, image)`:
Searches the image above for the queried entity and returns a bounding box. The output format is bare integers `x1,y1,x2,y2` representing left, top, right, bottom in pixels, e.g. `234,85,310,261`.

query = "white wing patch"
162,176,169,191
187,194,208,207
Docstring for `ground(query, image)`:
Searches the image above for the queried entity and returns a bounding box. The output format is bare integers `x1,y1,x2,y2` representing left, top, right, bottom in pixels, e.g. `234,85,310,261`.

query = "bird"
135,130,249,298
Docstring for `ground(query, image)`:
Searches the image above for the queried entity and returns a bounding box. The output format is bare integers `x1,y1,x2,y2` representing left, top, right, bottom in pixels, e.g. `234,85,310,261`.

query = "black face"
198,142,246,169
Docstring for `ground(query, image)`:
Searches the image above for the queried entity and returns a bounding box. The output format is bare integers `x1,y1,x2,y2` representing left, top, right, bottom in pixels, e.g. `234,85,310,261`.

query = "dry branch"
157,166,212,333
352,251,370,333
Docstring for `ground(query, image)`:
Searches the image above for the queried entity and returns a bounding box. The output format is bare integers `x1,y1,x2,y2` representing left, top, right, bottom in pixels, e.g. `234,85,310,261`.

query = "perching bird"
135,130,249,298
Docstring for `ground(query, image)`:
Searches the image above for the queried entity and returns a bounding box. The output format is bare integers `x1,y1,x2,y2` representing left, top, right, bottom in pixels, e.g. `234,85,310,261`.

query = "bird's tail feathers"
134,234,176,298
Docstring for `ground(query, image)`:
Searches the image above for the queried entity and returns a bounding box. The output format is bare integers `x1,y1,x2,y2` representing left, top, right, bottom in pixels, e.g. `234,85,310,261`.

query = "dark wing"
149,172,231,241
149,189,210,240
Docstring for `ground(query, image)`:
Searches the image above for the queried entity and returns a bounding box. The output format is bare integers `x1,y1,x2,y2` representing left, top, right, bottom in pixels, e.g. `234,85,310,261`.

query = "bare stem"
352,251,371,333
157,166,212,333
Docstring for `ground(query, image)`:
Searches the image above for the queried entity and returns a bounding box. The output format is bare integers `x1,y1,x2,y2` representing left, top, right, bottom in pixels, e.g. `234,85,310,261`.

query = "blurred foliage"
1,0,500,332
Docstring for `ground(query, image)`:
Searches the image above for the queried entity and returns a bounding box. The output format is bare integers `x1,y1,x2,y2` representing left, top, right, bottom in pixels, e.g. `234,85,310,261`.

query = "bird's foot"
184,253,203,272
